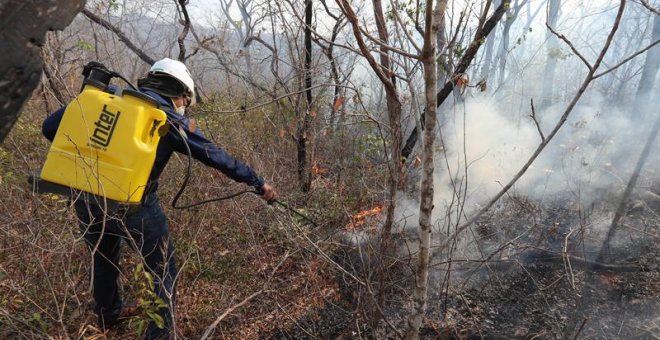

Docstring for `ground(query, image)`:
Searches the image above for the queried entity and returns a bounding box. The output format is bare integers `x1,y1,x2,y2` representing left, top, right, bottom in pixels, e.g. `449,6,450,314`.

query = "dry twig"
200,290,265,340
529,98,545,142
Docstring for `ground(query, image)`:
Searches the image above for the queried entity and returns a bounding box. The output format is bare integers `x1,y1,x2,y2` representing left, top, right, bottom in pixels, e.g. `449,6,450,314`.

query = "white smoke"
395,89,658,235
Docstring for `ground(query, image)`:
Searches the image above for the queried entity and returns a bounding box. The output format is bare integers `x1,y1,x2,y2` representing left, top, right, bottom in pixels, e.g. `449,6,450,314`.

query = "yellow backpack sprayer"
31,61,317,226
31,63,167,207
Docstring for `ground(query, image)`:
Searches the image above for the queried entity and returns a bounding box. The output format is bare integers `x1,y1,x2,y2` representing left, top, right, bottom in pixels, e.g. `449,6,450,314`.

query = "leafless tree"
404,1,443,338
297,0,314,192
336,0,406,247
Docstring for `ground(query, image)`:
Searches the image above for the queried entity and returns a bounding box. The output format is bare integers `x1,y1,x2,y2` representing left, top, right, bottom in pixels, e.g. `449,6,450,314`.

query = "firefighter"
42,58,277,339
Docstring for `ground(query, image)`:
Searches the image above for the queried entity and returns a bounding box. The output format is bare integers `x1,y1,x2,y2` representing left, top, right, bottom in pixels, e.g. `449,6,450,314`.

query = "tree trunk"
540,0,561,108
478,0,501,82
0,0,85,142
176,0,191,61
404,0,440,338
370,0,403,243
327,16,345,129
297,0,314,192
632,14,660,120
495,0,524,87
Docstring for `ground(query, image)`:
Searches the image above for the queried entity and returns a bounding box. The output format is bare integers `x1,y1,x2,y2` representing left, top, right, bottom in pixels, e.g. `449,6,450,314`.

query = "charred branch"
436,2,507,110
401,1,508,160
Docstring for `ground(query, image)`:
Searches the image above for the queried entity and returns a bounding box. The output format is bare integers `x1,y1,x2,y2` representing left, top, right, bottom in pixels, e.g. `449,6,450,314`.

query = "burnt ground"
262,189,659,339
417,192,659,339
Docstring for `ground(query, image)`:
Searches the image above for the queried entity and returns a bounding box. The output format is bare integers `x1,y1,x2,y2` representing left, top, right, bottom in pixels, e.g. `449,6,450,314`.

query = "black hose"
114,73,138,91
169,121,257,209
167,116,319,227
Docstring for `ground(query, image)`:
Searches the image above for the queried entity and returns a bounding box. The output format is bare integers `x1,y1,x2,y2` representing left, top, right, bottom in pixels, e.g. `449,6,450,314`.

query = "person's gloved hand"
259,183,277,203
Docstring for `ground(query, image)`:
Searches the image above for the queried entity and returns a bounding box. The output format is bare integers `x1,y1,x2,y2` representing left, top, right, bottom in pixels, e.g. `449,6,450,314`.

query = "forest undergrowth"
0,91,385,339
1,91,659,339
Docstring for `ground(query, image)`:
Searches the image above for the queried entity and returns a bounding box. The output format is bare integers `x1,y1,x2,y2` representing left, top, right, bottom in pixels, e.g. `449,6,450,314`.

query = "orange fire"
311,163,327,176
345,205,383,231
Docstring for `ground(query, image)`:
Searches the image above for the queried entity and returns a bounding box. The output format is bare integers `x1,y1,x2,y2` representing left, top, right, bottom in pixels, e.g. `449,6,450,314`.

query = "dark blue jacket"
42,88,264,194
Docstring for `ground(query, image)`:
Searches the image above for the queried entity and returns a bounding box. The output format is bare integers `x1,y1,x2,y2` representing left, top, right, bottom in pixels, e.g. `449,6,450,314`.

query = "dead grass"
0,93,381,339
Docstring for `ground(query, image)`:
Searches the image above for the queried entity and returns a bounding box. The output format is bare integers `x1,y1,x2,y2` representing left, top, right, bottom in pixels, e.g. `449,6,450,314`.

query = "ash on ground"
412,189,659,339
265,187,659,339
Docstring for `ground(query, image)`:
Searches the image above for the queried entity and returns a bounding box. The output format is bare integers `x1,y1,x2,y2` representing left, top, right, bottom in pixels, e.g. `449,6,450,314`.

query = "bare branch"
190,29,273,96
40,49,66,106
81,8,155,65
195,83,356,115
355,15,421,60
319,0,340,20
594,39,660,79
640,0,660,15
546,22,592,69
176,0,191,61
448,0,627,243
200,290,264,340
244,35,276,54
529,98,545,142
335,0,396,92
386,0,422,54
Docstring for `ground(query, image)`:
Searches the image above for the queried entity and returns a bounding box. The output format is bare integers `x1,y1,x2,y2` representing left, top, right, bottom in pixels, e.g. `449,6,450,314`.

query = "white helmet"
149,58,196,106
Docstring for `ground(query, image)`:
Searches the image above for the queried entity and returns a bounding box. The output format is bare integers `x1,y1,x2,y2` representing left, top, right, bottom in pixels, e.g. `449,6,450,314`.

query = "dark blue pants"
75,193,176,339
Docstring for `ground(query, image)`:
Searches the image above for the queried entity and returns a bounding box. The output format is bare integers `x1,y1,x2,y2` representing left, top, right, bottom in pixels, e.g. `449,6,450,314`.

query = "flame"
311,163,327,176
345,205,383,231
353,206,383,220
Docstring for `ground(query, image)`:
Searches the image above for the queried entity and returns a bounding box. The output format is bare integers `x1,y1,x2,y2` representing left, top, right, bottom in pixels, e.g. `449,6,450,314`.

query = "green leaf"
146,310,165,328
77,40,94,51
155,297,169,309
108,0,120,10
134,263,143,281
135,319,146,337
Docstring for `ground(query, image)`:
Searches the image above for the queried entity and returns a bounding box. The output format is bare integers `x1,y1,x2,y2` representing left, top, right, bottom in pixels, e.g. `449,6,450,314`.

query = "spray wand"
169,120,318,227
259,192,320,228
